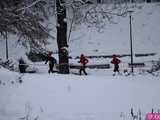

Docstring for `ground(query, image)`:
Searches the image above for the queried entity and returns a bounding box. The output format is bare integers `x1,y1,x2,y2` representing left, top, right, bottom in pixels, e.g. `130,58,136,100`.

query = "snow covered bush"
0,59,17,72
146,59,160,76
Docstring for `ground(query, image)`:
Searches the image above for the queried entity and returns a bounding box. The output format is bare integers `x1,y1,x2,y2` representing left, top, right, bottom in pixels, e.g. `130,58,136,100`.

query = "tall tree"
56,0,69,74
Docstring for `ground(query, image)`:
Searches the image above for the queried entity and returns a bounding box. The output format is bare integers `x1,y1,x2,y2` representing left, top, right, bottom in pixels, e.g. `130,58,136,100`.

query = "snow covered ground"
0,3,160,120
0,67,160,120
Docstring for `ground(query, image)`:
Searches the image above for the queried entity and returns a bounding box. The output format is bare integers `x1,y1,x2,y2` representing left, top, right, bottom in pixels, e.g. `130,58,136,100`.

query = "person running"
79,54,89,75
45,52,57,73
111,54,121,76
19,57,27,73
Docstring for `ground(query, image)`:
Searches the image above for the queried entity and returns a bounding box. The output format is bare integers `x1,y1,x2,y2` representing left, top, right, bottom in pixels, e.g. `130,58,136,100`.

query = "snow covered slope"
69,3,160,57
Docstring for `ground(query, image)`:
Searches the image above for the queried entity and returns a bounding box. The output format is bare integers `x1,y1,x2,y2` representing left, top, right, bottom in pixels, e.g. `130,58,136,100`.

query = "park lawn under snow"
1,3,160,120
0,67,160,120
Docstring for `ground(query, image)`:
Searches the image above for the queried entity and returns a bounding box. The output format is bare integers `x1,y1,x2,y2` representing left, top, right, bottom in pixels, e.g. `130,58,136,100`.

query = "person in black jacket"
45,52,57,73
19,57,27,73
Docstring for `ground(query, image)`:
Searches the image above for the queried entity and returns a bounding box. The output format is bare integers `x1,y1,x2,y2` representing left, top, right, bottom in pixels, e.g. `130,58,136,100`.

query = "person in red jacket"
111,54,121,75
79,54,89,75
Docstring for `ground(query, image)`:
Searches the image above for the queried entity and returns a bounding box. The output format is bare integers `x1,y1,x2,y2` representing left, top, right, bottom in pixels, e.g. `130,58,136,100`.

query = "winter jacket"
45,55,57,65
111,57,121,65
19,58,27,73
79,56,88,65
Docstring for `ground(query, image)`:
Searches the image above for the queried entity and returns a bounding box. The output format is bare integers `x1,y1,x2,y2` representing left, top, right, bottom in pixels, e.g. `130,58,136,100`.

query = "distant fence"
128,63,145,68
96,0,160,4
70,64,110,69
72,53,156,59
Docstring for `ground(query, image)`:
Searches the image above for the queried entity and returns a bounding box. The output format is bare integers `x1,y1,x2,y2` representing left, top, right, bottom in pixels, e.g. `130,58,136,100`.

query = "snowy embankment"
0,67,160,120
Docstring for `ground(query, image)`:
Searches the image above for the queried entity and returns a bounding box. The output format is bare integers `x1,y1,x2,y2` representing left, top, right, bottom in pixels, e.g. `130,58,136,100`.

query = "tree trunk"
146,0,151,2
56,0,69,74
97,0,102,3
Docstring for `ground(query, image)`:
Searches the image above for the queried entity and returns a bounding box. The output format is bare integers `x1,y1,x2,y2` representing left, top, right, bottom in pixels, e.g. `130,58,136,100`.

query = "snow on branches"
0,0,52,50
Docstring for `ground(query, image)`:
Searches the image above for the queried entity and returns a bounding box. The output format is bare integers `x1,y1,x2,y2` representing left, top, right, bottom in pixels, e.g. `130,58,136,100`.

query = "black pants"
48,64,54,73
79,65,87,75
19,65,26,73
114,64,119,72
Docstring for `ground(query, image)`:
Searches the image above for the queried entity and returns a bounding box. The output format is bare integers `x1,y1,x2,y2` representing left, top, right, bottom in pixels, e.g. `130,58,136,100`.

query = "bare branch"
16,0,46,12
